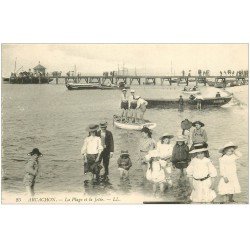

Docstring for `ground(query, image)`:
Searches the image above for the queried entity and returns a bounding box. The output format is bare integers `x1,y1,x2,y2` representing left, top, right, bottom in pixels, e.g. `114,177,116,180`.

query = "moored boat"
146,94,233,109
182,90,200,95
113,115,156,130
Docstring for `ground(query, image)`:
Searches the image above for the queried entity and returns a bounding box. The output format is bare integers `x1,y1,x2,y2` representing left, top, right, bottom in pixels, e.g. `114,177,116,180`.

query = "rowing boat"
146,94,233,109
113,115,156,130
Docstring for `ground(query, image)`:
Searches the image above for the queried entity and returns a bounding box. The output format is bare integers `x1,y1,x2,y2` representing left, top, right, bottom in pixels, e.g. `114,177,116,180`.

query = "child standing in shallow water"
145,150,166,196
117,150,132,180
186,145,217,203
218,142,242,203
23,148,42,197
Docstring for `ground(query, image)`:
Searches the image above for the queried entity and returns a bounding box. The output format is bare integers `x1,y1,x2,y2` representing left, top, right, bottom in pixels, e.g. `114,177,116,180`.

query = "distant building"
33,62,46,75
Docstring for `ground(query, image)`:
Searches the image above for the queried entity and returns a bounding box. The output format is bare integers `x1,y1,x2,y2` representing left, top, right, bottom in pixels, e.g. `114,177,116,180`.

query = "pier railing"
51,75,248,86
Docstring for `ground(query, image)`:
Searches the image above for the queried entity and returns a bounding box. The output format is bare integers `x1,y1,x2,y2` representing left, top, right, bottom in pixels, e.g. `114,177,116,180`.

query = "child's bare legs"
124,170,129,180
228,194,235,202
120,109,125,121
119,168,124,179
26,186,34,197
153,183,158,196
159,182,165,194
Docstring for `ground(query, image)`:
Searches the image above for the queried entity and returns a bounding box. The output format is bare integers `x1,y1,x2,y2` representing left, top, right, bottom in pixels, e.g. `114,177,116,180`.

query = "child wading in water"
145,150,166,196
23,148,43,197
117,150,132,180
171,135,190,178
218,142,242,203
187,145,217,203
156,133,174,187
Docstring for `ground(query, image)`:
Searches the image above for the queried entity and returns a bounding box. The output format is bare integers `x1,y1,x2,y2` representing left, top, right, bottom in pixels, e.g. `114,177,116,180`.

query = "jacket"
97,130,114,153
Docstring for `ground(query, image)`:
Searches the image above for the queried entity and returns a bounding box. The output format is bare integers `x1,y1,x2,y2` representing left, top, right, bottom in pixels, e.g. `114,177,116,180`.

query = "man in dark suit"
97,122,114,180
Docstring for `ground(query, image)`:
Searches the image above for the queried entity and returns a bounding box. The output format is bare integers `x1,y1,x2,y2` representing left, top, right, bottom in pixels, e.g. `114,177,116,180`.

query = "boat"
66,81,130,90
66,82,101,90
113,115,156,130
146,94,233,109
182,90,200,95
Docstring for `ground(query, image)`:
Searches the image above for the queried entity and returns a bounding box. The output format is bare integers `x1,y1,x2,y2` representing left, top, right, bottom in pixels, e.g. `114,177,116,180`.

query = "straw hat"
176,135,186,142
192,121,205,127
219,142,238,153
160,132,174,140
189,144,209,154
28,148,43,156
122,88,127,92
120,150,129,156
130,89,135,93
99,121,108,128
86,124,99,132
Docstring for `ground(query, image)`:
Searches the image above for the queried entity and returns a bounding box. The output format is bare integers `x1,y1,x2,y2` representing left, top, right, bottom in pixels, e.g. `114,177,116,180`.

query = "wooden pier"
52,75,248,86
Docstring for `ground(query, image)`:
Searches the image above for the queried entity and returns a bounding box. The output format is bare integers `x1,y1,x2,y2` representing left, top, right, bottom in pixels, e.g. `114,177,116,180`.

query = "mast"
14,58,17,73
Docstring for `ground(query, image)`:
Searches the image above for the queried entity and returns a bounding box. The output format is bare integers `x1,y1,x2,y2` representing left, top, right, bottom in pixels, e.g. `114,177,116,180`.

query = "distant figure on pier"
178,95,184,112
129,89,137,123
120,88,129,122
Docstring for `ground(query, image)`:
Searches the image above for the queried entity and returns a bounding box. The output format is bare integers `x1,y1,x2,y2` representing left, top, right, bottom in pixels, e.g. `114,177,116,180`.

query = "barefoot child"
145,150,166,196
187,145,217,203
23,148,43,197
218,142,242,203
117,150,132,180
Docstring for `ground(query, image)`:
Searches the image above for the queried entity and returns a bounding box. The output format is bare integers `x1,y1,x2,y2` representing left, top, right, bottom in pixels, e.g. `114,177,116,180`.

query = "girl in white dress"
156,133,174,187
187,146,217,203
145,150,166,196
218,142,242,203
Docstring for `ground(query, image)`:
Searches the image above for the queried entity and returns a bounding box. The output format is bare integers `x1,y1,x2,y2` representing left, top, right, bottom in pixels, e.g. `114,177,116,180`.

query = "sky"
1,44,248,76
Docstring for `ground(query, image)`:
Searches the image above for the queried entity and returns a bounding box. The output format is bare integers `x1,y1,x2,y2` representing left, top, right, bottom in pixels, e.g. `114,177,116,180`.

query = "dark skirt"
84,154,101,175
173,161,189,169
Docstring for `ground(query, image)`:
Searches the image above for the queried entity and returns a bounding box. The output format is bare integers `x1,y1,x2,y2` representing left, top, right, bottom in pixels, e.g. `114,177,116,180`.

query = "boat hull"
146,96,232,109
66,83,130,90
113,115,156,130
182,90,200,95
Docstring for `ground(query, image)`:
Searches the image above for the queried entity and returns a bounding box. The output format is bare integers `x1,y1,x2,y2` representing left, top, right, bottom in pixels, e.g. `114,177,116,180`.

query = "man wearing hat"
97,121,114,180
81,124,103,182
129,89,138,122
120,88,129,122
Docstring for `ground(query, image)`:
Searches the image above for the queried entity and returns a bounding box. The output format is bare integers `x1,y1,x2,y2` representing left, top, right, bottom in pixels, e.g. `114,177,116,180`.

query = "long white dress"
218,151,242,195
156,141,173,177
145,153,166,183
186,157,217,202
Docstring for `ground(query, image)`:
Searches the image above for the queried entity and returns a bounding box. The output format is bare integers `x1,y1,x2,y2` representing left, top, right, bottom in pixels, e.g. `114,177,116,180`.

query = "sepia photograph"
1,43,248,204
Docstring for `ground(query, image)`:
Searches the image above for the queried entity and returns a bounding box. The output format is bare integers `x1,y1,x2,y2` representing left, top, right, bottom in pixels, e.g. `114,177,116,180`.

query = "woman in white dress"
187,145,217,203
218,142,242,203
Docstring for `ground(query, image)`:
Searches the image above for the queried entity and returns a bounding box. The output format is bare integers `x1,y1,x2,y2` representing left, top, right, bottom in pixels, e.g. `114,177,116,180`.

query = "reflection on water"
1,83,248,203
